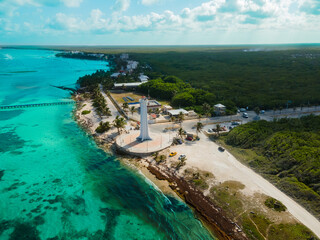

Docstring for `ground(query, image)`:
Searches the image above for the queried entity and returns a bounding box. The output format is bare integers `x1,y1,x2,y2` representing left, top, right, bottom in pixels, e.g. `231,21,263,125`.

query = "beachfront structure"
137,97,152,142
214,103,226,115
167,109,188,117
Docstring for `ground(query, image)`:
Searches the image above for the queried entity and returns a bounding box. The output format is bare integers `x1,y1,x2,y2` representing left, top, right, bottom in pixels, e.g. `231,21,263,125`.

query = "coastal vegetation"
265,197,287,212
95,121,111,134
91,86,111,117
208,180,317,240
112,116,127,134
81,110,91,115
221,115,320,219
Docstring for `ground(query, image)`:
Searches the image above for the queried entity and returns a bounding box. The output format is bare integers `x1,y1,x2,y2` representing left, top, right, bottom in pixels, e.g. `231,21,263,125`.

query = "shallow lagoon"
0,49,214,239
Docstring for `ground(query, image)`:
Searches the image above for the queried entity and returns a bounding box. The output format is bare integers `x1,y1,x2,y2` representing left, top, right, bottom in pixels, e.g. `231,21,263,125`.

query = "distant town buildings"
127,61,138,73
112,54,149,89
120,53,129,60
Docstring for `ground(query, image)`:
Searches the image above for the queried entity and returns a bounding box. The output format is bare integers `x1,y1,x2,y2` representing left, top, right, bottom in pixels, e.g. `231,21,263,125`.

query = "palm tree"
113,115,126,134
196,122,203,137
170,116,176,130
103,106,111,116
129,106,136,117
177,111,185,127
95,121,111,133
202,103,211,123
122,102,129,111
178,127,186,140
215,124,222,137
155,108,160,115
197,114,202,122
253,107,260,116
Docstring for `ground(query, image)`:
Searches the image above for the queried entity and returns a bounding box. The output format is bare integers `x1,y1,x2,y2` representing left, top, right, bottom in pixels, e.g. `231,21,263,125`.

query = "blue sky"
0,0,319,45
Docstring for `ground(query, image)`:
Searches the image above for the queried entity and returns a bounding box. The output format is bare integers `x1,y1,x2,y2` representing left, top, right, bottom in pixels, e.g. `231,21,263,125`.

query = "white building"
139,74,149,83
111,73,121,78
167,109,188,117
113,82,143,89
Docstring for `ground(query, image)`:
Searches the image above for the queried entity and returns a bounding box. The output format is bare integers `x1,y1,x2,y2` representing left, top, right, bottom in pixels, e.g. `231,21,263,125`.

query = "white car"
178,154,186,160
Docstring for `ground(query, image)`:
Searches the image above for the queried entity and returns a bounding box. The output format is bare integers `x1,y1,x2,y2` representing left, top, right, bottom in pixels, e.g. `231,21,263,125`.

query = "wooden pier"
0,101,79,110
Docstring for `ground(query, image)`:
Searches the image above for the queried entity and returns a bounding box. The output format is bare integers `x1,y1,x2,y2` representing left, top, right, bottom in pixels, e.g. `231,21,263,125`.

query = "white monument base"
116,131,172,157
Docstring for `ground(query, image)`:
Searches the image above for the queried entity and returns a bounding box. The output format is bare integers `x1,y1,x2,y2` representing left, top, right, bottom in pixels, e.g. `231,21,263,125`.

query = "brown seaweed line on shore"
147,164,249,240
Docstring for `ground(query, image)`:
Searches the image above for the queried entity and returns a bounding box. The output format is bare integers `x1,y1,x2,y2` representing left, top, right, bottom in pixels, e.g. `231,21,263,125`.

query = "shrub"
81,110,91,115
264,197,287,212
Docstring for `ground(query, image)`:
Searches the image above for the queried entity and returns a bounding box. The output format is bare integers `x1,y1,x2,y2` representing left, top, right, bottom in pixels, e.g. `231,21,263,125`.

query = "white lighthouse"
137,97,152,142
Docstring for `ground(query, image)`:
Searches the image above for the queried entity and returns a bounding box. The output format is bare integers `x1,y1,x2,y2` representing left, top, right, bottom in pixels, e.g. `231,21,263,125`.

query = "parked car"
169,152,177,157
260,110,265,114
186,136,193,141
242,113,248,118
218,147,225,152
240,108,246,112
231,121,240,126
178,154,186,160
177,139,183,144
208,129,213,133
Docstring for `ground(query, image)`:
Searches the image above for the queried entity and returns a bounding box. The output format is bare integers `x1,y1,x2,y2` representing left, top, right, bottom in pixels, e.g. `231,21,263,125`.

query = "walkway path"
99,85,121,122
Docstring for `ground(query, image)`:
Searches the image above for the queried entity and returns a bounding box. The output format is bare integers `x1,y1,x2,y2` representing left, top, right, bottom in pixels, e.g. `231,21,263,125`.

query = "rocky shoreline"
146,164,248,240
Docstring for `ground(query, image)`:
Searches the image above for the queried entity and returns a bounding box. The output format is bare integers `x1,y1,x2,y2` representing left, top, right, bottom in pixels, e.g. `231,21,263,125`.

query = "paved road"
150,106,320,134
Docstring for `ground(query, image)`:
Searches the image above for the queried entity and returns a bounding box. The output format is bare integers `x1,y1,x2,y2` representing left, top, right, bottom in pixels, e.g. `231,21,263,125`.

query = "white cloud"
141,0,159,6
113,0,130,12
4,0,317,39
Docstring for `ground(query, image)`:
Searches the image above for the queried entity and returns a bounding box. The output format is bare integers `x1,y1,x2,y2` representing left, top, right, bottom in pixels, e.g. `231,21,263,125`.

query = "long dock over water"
0,101,80,110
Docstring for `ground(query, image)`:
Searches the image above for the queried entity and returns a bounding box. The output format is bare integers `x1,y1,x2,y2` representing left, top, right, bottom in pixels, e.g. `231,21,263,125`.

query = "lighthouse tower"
137,97,152,142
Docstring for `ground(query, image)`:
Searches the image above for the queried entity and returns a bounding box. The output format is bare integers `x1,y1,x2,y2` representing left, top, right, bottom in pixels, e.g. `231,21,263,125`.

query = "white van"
242,112,248,118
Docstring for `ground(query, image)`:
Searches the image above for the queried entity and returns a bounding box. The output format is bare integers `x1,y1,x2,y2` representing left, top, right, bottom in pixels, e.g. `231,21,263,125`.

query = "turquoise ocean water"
0,49,214,240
